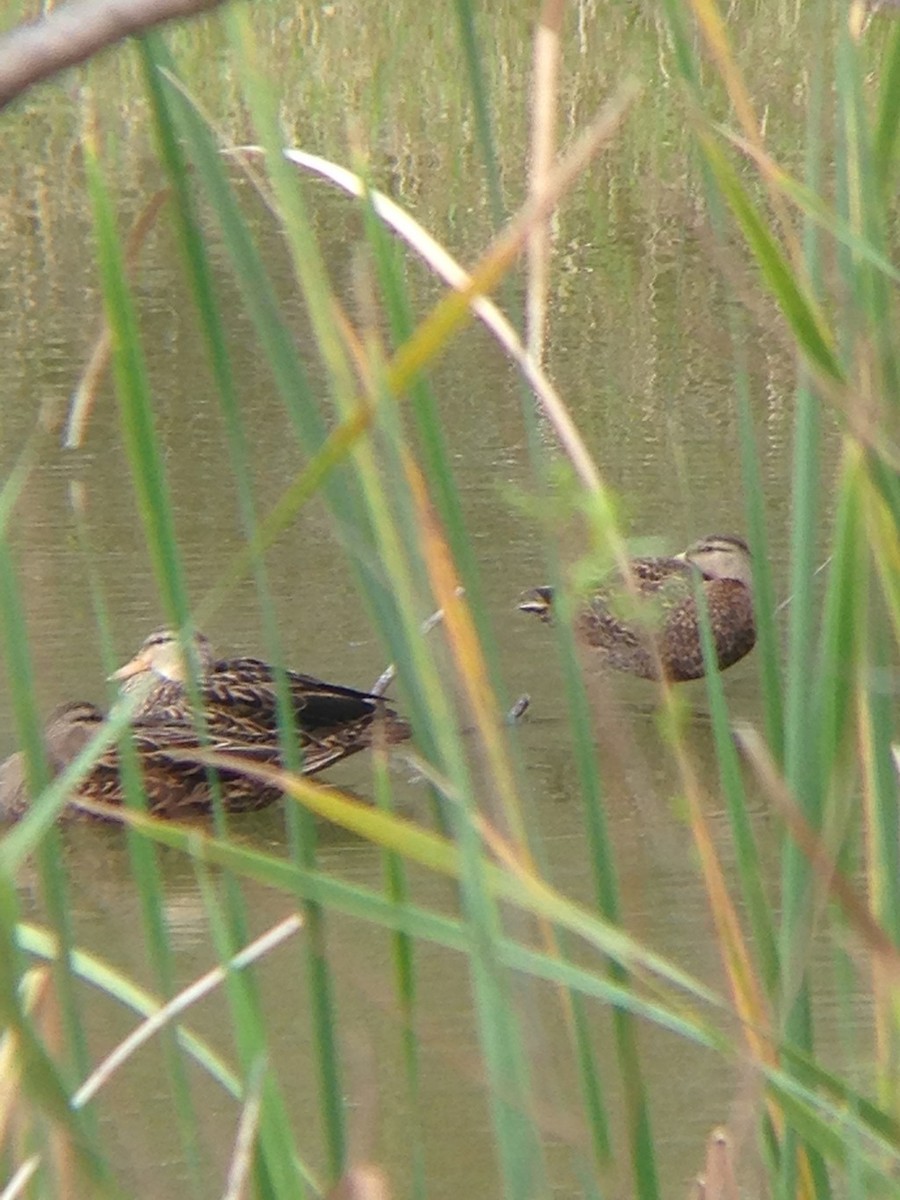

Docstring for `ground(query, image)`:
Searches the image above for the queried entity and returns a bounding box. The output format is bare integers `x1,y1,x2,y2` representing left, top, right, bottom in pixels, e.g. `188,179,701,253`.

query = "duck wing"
625,555,694,592
200,657,388,741
79,723,286,815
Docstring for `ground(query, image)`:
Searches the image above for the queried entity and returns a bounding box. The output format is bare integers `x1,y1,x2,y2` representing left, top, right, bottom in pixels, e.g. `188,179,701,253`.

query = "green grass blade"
700,134,843,387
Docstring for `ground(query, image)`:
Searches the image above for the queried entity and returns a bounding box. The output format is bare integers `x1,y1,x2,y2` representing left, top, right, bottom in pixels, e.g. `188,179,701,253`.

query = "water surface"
0,4,844,1195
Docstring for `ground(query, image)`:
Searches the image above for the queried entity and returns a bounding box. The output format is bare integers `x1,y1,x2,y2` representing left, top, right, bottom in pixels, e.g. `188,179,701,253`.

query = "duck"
109,629,411,768
518,533,756,682
0,701,288,821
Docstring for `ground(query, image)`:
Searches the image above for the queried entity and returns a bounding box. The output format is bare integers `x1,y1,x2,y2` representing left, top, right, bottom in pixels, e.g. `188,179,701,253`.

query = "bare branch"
0,0,227,110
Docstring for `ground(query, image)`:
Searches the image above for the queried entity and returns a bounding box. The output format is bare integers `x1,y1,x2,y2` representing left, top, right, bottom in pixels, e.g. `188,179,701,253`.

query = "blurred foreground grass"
0,1,897,1198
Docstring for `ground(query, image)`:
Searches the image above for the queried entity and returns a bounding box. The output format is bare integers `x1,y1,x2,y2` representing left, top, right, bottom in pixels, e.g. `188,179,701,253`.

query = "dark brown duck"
0,701,287,821
110,629,411,768
518,533,756,682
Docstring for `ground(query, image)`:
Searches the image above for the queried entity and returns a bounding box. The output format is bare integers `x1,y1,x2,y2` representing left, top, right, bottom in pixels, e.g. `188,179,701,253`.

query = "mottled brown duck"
0,701,288,821
518,533,756,682
110,629,411,769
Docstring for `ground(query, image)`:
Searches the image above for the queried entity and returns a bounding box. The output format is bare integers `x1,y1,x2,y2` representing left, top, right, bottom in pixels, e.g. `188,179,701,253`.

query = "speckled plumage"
0,701,287,821
518,534,756,682
111,629,411,766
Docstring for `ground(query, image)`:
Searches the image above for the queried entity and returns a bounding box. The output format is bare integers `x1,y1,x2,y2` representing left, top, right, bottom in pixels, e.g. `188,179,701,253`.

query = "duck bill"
517,587,555,620
108,650,151,682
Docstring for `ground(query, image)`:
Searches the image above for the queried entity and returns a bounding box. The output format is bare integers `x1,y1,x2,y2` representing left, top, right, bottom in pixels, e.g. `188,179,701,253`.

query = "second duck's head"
677,534,753,587
109,629,215,685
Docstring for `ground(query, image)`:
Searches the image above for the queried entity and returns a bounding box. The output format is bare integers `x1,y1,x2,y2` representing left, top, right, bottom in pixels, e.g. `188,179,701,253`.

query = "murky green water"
0,2,846,1196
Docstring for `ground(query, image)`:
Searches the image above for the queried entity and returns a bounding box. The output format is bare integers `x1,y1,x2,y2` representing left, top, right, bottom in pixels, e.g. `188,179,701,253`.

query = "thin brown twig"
774,554,833,614
526,0,565,366
369,596,460,697
72,914,304,1107
0,0,226,110
65,186,171,449
690,1126,740,1200
0,1157,41,1200
735,723,900,977
238,143,607,495
221,1058,267,1200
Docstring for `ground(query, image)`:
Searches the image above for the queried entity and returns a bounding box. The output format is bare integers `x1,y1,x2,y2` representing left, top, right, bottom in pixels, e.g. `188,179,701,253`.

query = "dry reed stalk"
527,0,565,365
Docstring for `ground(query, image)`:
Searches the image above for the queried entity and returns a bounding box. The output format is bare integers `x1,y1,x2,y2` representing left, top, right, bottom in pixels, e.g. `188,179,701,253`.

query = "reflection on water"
14,690,786,1197
0,11,843,1196
26,711,764,1200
